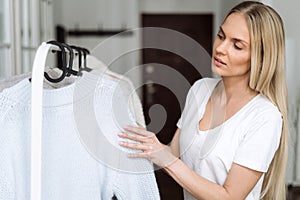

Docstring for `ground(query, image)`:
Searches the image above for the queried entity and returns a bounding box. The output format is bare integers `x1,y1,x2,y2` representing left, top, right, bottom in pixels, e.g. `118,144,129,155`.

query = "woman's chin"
211,65,223,76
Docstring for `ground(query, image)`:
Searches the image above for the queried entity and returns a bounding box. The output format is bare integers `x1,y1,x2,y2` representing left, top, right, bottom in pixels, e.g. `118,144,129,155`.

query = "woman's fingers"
118,131,153,144
124,125,152,137
118,126,178,167
119,141,152,151
127,152,150,159
118,132,142,142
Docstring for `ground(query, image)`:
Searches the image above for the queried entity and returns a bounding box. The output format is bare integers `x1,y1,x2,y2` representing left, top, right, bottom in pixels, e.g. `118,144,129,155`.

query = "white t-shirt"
177,78,283,200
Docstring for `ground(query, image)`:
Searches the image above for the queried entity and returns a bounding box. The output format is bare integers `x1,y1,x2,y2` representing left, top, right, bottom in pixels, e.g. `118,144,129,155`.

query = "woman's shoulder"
255,95,281,113
246,94,282,123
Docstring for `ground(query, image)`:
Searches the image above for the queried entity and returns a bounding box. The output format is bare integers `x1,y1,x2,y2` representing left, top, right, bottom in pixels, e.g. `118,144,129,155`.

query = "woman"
118,1,288,199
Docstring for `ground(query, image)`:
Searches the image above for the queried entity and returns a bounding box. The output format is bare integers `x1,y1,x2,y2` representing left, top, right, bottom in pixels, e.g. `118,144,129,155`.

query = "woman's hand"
118,125,178,168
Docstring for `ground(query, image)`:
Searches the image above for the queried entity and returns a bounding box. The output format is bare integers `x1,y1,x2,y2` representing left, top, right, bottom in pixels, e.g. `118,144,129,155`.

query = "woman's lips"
213,57,226,67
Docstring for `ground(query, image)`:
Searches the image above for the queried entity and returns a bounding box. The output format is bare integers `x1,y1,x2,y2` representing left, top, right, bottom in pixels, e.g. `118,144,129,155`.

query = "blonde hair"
226,1,288,200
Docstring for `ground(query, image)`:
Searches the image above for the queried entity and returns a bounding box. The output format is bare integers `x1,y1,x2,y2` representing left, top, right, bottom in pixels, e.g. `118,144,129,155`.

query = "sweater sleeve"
126,80,146,128
0,95,16,199
0,95,14,122
131,91,146,127
113,170,160,200
0,167,15,200
93,78,160,199
104,69,146,128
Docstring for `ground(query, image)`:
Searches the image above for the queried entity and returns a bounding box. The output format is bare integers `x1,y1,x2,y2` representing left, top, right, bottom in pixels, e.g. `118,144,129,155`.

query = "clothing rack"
56,25,133,43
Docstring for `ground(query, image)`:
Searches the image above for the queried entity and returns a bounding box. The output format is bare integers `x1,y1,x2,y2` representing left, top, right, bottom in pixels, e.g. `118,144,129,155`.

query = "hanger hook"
70,45,83,70
60,43,79,76
44,40,67,83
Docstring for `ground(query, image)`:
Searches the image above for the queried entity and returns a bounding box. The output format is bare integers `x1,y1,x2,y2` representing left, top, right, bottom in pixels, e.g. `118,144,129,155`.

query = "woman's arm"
169,128,181,158
165,160,262,200
118,125,263,200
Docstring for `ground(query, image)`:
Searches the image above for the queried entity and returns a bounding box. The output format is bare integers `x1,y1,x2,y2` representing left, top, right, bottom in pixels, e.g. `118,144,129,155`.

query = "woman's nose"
215,41,227,55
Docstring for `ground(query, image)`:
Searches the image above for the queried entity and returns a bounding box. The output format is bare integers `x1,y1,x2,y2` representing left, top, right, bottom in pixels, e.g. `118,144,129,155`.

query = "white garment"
86,55,145,127
0,57,145,127
0,72,159,200
177,78,282,200
0,70,76,92
0,72,32,92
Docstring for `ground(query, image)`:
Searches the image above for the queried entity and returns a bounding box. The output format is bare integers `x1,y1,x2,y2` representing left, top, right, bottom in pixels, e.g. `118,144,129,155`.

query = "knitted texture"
0,72,159,200
0,57,145,126
0,72,32,92
86,55,145,127
104,70,146,127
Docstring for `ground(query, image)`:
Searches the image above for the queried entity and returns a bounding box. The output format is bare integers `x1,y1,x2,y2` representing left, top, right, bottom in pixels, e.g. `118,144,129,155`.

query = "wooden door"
142,14,213,200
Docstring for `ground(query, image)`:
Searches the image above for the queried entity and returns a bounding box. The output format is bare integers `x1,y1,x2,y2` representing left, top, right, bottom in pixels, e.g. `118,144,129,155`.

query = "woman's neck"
219,75,258,102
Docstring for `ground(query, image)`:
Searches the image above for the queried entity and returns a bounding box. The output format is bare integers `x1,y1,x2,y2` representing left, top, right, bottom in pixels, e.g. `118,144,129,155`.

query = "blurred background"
0,0,300,199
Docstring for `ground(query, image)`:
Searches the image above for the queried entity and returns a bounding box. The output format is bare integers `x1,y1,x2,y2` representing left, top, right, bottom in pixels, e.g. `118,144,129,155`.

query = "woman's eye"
217,34,224,40
234,44,242,50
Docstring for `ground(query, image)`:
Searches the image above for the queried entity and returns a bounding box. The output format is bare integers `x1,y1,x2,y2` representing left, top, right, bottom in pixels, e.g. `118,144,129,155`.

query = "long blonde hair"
225,1,288,199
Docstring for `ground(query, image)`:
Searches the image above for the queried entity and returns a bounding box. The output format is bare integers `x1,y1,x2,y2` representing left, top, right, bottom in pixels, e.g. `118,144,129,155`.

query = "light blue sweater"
0,72,160,200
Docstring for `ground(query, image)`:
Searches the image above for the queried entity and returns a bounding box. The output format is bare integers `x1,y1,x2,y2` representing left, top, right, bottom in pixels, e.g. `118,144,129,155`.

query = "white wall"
54,0,137,30
271,0,300,107
261,0,300,185
219,0,243,21
52,0,224,92
270,0,300,185
140,0,218,33
53,0,141,88
0,0,12,78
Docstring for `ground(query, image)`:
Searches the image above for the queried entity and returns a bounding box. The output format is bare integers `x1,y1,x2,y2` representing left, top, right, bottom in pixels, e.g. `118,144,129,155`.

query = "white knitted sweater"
0,72,159,200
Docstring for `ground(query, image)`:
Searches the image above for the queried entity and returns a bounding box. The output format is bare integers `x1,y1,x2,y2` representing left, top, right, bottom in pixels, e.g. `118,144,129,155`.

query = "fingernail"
117,132,123,136
124,125,131,129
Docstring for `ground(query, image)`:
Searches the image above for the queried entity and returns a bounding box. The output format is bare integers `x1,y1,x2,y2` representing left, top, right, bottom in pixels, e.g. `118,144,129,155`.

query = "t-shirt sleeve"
177,79,206,129
176,93,189,129
233,109,283,172
176,82,197,129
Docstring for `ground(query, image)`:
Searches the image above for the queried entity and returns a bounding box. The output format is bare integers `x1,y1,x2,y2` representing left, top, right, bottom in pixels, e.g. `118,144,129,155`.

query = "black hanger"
70,45,93,72
44,40,68,83
70,45,83,72
80,47,92,72
112,194,118,200
60,43,79,76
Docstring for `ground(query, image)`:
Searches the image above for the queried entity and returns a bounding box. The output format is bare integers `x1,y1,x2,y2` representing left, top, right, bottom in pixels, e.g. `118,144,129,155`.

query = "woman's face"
212,13,251,78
